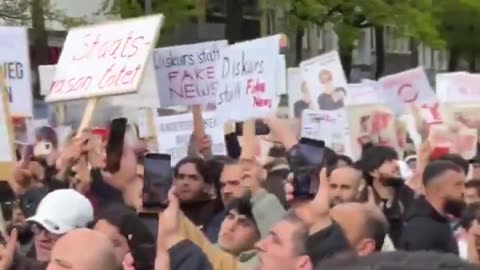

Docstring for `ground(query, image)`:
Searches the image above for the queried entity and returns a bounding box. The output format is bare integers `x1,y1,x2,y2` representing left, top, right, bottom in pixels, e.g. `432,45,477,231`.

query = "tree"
100,0,196,31
434,0,480,71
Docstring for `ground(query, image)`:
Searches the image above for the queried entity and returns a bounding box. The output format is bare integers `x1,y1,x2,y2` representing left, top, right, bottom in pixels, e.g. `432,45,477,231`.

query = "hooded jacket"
399,196,458,254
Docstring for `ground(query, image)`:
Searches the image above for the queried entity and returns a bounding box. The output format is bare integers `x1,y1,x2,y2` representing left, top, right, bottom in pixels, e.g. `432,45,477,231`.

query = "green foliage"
285,0,444,50
434,0,480,53
104,0,196,31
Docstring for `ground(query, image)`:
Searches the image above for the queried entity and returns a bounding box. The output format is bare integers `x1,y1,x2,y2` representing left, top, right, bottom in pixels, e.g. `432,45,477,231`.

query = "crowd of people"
0,116,480,270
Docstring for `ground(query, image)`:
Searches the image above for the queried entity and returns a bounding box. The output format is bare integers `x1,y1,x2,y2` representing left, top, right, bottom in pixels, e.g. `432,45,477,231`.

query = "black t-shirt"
317,93,343,111
294,100,309,118
306,222,351,266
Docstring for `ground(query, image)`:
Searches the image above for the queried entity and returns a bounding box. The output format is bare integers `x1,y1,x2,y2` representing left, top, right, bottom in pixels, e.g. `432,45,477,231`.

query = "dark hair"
334,87,347,95
94,204,155,252
363,208,389,251
359,146,398,184
316,251,478,270
174,157,211,184
466,179,480,198
422,160,463,187
205,156,231,207
36,126,58,148
226,196,256,225
337,155,353,166
436,154,469,175
283,211,309,256
460,202,480,230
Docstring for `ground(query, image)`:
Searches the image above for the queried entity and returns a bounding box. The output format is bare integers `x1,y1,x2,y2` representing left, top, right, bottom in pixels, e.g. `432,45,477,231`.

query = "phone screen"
142,154,172,209
292,138,325,199
106,118,127,173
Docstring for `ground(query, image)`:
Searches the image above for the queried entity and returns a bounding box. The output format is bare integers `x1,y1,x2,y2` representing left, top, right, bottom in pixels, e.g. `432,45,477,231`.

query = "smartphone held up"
142,153,173,209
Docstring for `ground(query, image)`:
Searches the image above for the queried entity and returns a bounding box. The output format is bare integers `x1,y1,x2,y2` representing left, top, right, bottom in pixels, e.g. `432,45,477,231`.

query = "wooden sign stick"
241,119,256,160
77,98,99,136
146,108,158,152
192,105,205,138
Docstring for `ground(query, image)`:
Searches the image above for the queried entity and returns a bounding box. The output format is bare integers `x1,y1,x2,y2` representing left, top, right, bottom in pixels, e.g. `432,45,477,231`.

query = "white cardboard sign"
0,89,13,162
153,40,228,107
46,15,164,102
0,27,33,117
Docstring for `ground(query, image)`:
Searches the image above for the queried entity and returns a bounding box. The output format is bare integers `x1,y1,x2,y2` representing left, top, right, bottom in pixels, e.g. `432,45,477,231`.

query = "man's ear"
356,239,376,256
296,255,313,270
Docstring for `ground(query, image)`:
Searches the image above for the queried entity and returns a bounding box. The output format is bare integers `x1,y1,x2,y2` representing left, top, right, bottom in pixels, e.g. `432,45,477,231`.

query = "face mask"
444,199,466,218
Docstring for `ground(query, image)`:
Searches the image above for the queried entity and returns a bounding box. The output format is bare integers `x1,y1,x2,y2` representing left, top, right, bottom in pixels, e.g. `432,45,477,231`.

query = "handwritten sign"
215,45,277,122
153,40,228,107
436,72,480,104
430,124,478,159
301,109,348,154
378,67,437,115
46,15,164,102
155,111,226,164
345,80,384,106
0,27,33,116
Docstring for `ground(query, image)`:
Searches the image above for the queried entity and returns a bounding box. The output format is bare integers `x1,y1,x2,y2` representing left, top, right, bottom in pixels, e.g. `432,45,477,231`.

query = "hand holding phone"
142,154,172,209
236,120,270,136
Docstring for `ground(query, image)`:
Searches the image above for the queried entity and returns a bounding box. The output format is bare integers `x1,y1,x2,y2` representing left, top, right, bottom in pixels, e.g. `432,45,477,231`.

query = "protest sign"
155,111,225,164
0,27,33,117
46,15,164,102
288,68,313,119
276,55,287,95
0,71,15,181
429,124,478,160
436,72,480,104
378,67,438,116
443,104,480,134
301,109,348,154
347,105,401,160
345,81,384,106
215,45,277,122
153,40,228,107
300,51,348,111
39,65,55,96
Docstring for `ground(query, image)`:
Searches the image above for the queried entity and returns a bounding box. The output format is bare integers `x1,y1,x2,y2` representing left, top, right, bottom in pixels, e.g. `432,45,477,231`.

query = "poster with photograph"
287,68,313,119
300,51,348,111
429,124,477,159
301,109,348,154
347,105,401,159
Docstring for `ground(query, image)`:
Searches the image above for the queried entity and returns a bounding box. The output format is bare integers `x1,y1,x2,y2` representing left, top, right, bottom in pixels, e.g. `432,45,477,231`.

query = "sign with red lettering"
0,26,33,117
46,15,164,102
153,40,228,107
436,72,480,103
378,67,437,115
215,45,277,122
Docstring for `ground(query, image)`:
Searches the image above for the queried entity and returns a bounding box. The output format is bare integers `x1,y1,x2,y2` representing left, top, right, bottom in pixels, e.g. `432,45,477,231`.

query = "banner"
46,15,164,102
300,51,348,111
155,111,226,165
378,67,438,116
153,40,228,107
0,27,33,117
301,109,348,154
215,45,277,122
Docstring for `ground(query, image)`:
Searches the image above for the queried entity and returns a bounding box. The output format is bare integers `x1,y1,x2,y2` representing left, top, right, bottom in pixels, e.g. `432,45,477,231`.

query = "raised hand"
0,229,17,270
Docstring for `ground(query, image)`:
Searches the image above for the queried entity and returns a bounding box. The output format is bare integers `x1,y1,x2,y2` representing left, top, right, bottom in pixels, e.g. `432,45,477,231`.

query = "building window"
418,43,448,71
384,26,411,54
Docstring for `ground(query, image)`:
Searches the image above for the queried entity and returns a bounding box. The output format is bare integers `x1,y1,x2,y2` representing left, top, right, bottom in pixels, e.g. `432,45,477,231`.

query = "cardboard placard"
46,15,164,102
0,27,33,117
0,71,15,181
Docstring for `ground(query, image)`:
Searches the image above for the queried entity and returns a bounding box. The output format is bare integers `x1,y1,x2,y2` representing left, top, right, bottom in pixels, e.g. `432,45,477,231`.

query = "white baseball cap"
27,189,94,235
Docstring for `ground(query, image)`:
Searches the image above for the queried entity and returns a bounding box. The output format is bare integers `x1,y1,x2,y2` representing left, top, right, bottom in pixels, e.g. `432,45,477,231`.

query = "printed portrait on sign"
299,51,348,112
348,105,400,159
445,104,480,136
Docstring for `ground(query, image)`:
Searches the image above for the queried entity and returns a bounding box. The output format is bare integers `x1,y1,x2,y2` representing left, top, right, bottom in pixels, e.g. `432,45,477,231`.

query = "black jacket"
399,196,458,255
169,240,212,270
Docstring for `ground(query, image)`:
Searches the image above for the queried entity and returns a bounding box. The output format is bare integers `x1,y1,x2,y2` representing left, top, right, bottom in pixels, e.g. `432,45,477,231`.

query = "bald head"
47,229,121,270
329,166,364,206
331,203,389,255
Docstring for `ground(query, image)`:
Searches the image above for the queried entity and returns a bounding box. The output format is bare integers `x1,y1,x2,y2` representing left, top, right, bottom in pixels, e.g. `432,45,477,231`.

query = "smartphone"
33,142,52,158
105,118,127,173
138,212,158,239
291,138,326,199
235,120,270,136
142,153,172,209
131,243,156,270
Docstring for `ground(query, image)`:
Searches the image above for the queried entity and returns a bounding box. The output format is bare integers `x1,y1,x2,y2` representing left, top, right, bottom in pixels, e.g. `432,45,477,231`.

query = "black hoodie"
399,196,458,255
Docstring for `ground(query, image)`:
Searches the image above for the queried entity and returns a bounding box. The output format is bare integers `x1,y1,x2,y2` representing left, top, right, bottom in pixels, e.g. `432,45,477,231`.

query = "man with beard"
399,160,465,254
359,146,416,247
